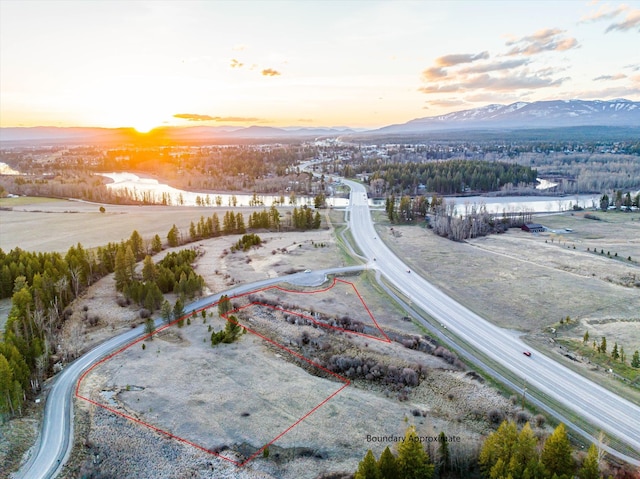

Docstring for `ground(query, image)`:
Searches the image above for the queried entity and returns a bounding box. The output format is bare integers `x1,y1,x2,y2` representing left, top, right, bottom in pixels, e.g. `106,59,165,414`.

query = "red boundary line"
76,277,388,467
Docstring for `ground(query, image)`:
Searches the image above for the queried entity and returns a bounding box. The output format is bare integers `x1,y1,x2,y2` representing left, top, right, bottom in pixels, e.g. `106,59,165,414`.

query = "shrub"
487,409,504,425
139,308,151,319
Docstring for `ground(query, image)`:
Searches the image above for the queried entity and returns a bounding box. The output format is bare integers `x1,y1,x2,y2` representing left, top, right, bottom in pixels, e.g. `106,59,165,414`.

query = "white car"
304,269,311,273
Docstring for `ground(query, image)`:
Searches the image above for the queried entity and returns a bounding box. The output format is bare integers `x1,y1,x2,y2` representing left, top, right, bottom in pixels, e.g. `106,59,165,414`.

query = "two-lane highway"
343,179,640,462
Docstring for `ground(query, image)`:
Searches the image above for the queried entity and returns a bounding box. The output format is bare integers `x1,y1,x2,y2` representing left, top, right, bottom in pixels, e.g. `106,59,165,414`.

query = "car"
523,351,532,357
304,269,311,273
407,269,411,273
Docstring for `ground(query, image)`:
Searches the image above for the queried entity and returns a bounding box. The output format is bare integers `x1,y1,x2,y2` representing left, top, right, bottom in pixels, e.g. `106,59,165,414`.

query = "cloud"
261,68,281,76
296,118,314,123
419,71,567,94
435,51,489,67
421,67,448,81
173,113,217,122
230,59,244,68
593,73,627,81
579,4,627,23
571,85,640,99
606,8,640,32
459,58,529,74
173,114,263,123
505,28,579,56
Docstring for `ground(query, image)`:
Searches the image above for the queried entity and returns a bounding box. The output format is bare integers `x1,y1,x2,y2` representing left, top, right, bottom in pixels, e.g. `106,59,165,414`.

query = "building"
521,223,545,233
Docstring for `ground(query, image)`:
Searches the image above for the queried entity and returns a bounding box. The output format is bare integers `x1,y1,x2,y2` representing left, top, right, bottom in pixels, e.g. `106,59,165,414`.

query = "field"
72,271,513,478
375,210,640,403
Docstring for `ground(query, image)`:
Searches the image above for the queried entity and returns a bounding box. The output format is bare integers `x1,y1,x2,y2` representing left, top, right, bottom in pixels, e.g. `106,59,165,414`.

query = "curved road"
14,266,361,479
16,179,640,478
343,179,640,463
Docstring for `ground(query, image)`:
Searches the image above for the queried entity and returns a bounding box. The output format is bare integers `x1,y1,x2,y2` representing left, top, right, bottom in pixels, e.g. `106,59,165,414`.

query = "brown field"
375,210,640,402
74,271,512,479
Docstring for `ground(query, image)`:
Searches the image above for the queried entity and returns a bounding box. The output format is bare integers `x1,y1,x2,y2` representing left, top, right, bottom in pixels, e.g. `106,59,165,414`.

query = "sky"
1,0,639,131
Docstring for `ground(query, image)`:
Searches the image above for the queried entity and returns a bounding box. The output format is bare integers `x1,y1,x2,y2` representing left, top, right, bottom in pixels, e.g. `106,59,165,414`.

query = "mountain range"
1,99,638,143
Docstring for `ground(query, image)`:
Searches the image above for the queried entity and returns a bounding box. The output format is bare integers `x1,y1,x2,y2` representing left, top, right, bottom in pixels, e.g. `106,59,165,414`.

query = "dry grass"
376,212,640,403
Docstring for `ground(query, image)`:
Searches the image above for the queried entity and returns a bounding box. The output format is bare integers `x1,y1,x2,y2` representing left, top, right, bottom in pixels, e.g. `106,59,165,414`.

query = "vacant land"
376,210,640,402
75,275,515,478
0,196,333,254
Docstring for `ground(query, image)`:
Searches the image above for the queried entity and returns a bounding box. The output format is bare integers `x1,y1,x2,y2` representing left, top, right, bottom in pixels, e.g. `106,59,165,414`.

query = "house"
521,223,545,233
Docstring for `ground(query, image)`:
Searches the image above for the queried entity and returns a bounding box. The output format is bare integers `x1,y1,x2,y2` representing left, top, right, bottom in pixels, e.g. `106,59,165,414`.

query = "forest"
354,159,538,196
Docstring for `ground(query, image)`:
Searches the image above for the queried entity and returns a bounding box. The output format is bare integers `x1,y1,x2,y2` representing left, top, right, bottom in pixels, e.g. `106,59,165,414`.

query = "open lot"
376,210,640,403
74,274,511,478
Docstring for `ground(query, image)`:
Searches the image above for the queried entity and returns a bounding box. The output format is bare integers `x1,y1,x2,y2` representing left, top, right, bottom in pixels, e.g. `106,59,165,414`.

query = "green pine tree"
355,449,381,479
611,342,619,361
377,446,399,479
631,350,640,368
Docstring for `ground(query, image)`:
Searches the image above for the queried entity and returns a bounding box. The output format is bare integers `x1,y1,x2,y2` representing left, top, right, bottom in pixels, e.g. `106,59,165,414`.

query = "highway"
15,178,640,478
343,178,640,463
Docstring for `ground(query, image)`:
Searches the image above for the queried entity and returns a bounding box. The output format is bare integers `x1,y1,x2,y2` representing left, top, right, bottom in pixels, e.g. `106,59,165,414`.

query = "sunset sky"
1,0,639,131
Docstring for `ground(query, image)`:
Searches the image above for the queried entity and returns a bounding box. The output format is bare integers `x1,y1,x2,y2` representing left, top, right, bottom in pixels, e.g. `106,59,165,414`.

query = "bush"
533,414,546,428
139,308,151,319
487,409,504,425
515,411,530,424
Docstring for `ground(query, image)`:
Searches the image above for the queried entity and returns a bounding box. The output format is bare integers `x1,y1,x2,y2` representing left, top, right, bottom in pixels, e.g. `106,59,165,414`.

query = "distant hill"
376,99,640,134
0,125,361,144
1,99,638,144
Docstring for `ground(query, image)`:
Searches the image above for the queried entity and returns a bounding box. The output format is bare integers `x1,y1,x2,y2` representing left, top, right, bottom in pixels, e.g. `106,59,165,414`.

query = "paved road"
343,179,640,463
14,266,361,479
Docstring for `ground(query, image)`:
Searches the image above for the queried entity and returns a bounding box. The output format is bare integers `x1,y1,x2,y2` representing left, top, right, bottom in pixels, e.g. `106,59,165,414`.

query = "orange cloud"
262,68,281,76
579,4,627,23
505,28,579,56
435,51,489,66
606,8,640,32
593,73,627,81
230,58,244,68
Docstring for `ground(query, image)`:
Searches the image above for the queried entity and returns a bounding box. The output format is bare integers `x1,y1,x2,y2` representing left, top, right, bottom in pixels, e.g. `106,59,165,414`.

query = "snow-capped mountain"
378,99,640,133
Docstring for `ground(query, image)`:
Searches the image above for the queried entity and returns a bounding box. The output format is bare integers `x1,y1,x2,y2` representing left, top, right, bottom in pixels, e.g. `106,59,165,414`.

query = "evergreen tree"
599,336,607,354
124,245,136,282
129,230,144,260
437,431,450,474
218,294,231,317
583,330,589,344
396,425,435,479
578,444,600,479
144,317,155,339
355,449,381,479
142,255,157,282
114,247,129,291
631,350,640,368
611,342,619,361
167,224,180,247
619,346,625,364
541,424,574,479
377,446,399,479
151,234,163,253
173,298,184,323
161,300,172,324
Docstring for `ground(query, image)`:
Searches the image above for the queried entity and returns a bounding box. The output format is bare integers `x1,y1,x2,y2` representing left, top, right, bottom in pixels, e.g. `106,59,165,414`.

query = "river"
101,172,599,215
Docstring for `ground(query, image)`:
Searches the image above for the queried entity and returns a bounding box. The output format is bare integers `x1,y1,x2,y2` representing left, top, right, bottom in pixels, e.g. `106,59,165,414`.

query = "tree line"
354,159,538,196
355,422,630,478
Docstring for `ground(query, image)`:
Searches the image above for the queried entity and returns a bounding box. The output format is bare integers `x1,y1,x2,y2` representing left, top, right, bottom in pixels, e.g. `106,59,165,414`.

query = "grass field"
375,211,640,405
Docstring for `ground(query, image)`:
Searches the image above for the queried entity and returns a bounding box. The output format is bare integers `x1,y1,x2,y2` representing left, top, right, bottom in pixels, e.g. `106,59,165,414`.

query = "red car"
523,351,532,357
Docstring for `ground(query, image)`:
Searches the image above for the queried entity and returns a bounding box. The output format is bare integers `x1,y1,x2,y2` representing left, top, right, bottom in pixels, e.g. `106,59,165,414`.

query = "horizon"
1,1,639,132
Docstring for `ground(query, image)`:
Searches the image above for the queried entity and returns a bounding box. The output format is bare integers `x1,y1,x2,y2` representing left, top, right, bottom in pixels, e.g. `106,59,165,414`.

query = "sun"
132,121,158,134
